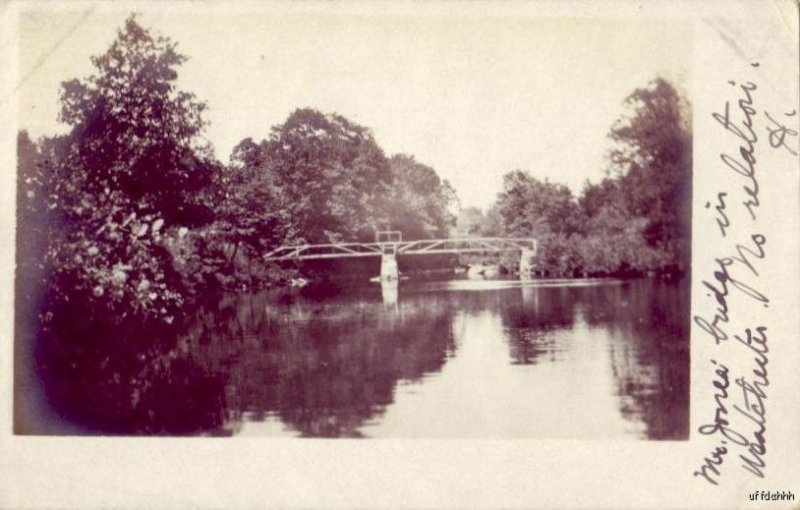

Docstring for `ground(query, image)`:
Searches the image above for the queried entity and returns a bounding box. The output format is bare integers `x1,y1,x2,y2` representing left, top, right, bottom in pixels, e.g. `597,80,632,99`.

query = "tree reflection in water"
28,300,230,435
24,278,688,439
184,282,458,437
502,285,575,365
597,280,690,440
499,279,689,439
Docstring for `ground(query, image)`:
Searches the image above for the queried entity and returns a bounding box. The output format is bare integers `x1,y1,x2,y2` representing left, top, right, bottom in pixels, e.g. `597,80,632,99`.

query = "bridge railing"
264,237,537,261
264,242,384,260
396,237,536,255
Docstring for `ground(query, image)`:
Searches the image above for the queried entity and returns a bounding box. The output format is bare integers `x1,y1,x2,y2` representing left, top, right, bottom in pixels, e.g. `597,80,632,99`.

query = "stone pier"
519,247,535,280
380,252,399,281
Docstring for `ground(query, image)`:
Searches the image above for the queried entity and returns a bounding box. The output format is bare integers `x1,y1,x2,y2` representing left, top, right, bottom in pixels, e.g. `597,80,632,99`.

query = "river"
19,276,689,439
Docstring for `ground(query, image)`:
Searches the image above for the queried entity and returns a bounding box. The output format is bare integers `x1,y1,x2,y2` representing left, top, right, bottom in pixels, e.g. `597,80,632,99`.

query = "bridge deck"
264,237,537,261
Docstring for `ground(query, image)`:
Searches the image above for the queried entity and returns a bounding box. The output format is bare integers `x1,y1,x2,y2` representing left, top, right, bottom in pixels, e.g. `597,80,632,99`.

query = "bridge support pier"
380,253,399,281
519,247,535,280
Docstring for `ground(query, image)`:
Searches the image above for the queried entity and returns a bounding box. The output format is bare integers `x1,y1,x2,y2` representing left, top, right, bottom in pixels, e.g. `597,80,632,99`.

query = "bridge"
264,232,538,281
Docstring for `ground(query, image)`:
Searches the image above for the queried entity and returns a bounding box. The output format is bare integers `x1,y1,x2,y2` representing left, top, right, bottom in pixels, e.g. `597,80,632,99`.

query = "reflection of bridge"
264,236,538,281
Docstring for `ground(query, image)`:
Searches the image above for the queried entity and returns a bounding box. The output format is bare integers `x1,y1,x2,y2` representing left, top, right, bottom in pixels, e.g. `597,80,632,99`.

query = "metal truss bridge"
264,235,538,281
264,237,537,261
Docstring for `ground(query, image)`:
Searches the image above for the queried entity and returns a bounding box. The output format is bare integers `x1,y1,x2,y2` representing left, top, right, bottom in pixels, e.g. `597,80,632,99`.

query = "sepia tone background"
1,0,798,508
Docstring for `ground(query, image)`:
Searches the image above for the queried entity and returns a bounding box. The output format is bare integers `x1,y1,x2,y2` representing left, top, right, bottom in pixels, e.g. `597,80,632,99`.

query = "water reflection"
25,307,230,435
184,284,458,437
24,277,689,439
380,279,398,307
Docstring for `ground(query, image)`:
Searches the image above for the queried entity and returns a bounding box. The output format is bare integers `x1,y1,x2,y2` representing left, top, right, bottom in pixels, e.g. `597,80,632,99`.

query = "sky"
18,8,691,210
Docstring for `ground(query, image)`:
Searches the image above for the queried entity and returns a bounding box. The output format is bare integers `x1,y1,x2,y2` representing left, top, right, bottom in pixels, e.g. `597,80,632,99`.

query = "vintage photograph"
15,9,693,438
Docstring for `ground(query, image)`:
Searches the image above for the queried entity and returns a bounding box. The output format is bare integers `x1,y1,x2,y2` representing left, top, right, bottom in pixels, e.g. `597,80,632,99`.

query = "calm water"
20,277,689,439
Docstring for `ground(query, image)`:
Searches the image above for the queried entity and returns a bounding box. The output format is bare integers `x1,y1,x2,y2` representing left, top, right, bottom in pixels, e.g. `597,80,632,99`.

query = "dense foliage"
19,17,216,330
381,154,458,239
209,111,458,285
467,78,691,277
17,16,461,329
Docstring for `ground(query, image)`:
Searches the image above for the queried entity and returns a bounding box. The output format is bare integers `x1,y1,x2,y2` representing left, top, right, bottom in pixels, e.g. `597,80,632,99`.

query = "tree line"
17,16,691,333
457,78,692,278
17,16,457,329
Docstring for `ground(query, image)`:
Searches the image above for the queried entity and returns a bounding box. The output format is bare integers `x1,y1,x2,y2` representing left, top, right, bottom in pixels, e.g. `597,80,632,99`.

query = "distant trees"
486,78,691,277
379,154,457,239
454,206,487,237
494,171,582,237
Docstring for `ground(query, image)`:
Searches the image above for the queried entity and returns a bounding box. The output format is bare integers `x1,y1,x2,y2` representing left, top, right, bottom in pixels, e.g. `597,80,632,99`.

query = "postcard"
1,1,797,508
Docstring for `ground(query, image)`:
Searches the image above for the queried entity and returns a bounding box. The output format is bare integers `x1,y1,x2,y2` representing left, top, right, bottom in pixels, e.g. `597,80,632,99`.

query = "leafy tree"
483,78,690,277
494,170,583,238
581,203,667,275
378,154,457,239
479,204,504,237
197,145,296,288
532,233,582,277
38,15,216,322
579,177,620,219
16,17,226,434
220,110,398,283
58,15,214,226
261,108,392,243
484,171,581,275
608,78,692,273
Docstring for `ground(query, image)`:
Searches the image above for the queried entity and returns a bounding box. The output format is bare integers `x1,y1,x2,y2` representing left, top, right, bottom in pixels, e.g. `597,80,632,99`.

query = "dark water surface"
19,277,689,439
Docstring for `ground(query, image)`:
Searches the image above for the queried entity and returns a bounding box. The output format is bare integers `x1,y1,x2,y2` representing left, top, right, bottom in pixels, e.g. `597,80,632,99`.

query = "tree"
608,77,692,273
196,143,296,288
494,170,582,237
581,202,667,275
481,78,691,277
40,15,217,322
455,206,486,237
479,204,504,237
378,154,457,239
16,131,49,312
58,15,214,226
262,108,392,243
